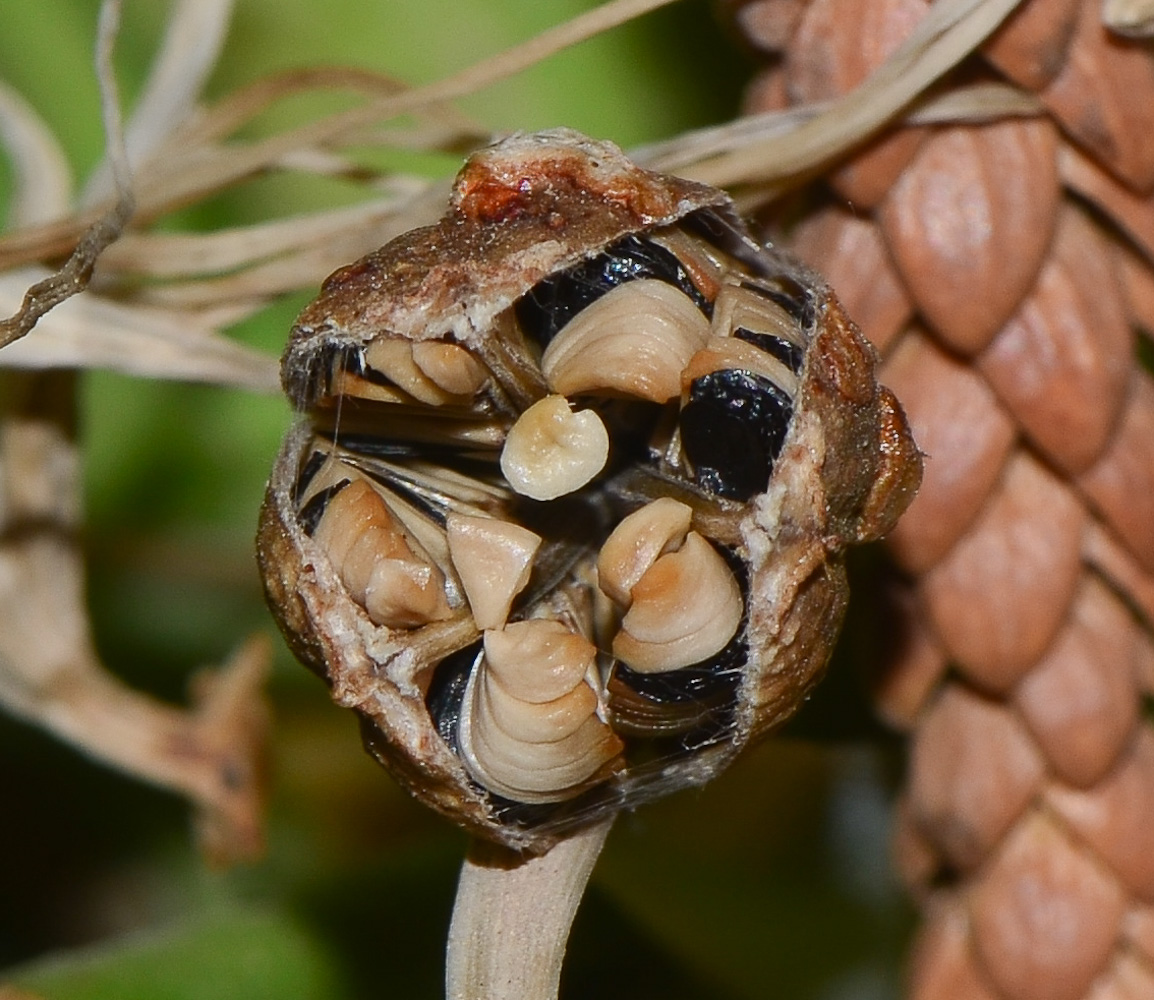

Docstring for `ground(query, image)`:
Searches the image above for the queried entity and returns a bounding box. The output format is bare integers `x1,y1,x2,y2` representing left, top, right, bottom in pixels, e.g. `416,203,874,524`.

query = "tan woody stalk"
447,819,613,1000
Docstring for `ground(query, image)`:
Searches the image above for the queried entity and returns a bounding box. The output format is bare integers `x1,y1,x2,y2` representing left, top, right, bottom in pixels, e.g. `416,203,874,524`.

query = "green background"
0,2,912,997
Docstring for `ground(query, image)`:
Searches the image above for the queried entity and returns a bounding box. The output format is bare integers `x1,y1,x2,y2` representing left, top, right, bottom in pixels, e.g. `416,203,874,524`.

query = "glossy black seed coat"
514,234,709,348
734,327,804,373
425,641,483,754
680,369,794,501
298,479,351,535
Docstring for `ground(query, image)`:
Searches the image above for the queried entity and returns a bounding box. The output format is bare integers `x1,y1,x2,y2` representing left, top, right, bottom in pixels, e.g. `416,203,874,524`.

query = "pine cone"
739,1,1154,996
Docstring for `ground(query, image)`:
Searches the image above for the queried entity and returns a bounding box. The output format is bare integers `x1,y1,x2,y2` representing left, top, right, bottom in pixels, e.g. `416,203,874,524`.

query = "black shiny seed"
679,369,793,501
738,277,814,330
514,234,710,349
425,641,482,755
734,327,804,374
613,650,744,705
298,479,351,535
293,449,329,504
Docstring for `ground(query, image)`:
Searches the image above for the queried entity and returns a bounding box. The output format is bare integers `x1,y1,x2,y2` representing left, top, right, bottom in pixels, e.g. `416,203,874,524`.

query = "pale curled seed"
364,337,463,405
596,497,693,608
682,335,798,396
540,278,711,402
461,622,622,801
446,513,542,630
411,340,488,396
312,479,452,627
500,394,609,501
481,676,598,745
710,279,800,347
482,620,597,704
612,532,743,672
461,704,621,801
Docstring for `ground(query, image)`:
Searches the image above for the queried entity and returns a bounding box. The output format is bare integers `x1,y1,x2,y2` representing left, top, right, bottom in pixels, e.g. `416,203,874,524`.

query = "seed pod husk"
257,129,922,852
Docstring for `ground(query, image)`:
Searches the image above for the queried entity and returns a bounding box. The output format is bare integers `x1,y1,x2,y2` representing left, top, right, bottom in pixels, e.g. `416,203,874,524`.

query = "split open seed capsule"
258,128,922,852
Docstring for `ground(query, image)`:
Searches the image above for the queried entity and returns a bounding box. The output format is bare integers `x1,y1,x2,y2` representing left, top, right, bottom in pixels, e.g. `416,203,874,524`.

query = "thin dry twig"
0,0,134,349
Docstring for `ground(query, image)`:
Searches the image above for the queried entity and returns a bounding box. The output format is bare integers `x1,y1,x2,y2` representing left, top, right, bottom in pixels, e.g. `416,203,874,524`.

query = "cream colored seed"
683,335,798,397
500,394,609,501
541,278,712,402
461,704,622,802
481,676,598,745
482,620,596,703
612,531,743,672
411,341,488,396
446,513,542,630
459,620,623,802
711,279,799,346
596,497,693,608
364,337,461,406
312,479,452,628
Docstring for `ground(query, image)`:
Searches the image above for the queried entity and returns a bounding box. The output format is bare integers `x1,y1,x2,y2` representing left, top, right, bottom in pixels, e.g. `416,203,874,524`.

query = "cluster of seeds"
259,130,920,849
290,226,801,809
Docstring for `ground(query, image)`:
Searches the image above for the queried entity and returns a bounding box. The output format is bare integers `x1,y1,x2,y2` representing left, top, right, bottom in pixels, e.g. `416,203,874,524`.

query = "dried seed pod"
977,206,1133,475
787,207,913,354
981,0,1081,91
785,0,929,207
969,810,1127,1000
879,118,1061,354
920,452,1084,691
1042,0,1154,191
257,129,922,851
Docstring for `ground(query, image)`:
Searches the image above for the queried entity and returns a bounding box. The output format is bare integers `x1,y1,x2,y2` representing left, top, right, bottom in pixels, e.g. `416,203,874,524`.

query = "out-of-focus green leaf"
6,908,346,1000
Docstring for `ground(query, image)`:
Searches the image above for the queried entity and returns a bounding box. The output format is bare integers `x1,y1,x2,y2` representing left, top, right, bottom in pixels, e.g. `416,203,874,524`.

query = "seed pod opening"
258,128,922,852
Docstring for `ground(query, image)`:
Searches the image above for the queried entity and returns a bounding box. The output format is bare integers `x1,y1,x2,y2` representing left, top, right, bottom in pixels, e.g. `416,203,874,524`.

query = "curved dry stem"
446,817,614,1000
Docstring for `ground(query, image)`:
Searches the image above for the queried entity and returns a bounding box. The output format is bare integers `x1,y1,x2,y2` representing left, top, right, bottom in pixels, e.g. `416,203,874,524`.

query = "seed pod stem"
446,817,614,1000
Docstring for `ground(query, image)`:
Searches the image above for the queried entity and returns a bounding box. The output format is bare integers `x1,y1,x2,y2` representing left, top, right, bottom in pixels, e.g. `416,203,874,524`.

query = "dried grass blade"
0,0,134,349
129,184,449,309
0,82,73,228
676,0,1025,189
127,0,683,224
0,271,279,392
100,184,436,279
85,0,234,203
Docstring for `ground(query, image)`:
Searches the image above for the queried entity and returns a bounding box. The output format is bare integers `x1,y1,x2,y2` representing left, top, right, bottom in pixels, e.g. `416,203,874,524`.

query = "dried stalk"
447,819,614,1000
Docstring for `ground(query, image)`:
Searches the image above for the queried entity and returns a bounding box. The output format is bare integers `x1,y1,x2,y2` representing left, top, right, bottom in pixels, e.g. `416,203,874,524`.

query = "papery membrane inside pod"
257,129,922,852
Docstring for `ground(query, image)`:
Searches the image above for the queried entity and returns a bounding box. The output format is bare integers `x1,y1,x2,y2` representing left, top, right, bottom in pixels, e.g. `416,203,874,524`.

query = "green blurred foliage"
0,2,912,998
